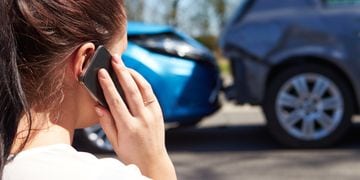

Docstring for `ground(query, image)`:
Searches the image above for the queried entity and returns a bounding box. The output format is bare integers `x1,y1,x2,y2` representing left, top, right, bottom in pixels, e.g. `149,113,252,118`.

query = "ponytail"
0,1,29,178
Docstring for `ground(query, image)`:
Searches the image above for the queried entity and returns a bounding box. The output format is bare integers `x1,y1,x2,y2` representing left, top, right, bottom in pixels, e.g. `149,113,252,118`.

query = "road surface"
165,103,360,180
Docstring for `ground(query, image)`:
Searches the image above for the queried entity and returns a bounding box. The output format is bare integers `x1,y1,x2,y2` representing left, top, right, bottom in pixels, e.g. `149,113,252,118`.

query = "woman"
0,0,177,180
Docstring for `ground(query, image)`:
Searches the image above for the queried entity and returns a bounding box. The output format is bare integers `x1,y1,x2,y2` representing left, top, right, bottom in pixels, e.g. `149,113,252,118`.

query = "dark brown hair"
0,0,126,177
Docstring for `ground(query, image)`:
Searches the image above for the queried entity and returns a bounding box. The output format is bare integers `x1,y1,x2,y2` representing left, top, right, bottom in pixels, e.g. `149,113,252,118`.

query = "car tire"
263,63,353,148
73,126,114,154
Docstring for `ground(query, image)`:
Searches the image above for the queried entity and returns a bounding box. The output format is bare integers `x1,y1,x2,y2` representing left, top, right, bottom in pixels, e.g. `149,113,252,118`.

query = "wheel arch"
265,56,359,114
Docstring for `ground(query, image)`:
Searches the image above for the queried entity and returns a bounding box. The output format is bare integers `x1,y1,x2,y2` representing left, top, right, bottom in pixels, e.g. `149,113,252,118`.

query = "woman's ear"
70,43,96,80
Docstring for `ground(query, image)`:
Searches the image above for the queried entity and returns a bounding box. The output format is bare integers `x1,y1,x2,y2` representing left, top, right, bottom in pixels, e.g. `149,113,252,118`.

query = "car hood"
127,21,173,35
126,21,216,62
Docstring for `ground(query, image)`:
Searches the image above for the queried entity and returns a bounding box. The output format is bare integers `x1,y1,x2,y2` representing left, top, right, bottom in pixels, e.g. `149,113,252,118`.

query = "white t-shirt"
3,144,150,180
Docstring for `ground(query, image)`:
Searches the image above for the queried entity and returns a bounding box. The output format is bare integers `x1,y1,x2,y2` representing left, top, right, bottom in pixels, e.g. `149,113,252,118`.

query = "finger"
128,69,157,105
95,105,118,146
98,69,132,128
128,69,162,116
111,55,144,115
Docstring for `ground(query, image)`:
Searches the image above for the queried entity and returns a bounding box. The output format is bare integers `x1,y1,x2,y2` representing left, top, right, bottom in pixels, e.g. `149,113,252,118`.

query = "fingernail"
95,107,104,117
98,69,107,79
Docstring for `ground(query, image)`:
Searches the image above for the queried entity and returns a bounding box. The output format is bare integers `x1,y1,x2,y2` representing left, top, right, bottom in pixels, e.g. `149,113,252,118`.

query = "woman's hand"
94,55,176,180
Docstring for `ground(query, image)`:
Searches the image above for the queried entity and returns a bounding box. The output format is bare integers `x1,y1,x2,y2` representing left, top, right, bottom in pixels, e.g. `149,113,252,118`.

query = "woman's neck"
11,110,75,154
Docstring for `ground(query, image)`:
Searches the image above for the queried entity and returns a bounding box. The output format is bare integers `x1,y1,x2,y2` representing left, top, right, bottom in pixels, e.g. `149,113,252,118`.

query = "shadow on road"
166,123,360,152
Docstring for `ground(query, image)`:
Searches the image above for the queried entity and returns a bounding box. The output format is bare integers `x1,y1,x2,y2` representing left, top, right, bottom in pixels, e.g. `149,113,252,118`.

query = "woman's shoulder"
7,144,100,165
3,144,149,180
4,144,99,180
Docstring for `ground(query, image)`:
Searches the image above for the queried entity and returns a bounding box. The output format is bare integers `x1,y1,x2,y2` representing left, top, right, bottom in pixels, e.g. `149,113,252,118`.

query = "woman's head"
0,0,127,176
14,0,127,111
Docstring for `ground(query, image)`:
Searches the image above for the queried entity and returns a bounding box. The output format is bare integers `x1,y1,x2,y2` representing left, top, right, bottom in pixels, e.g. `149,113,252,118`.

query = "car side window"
323,0,360,6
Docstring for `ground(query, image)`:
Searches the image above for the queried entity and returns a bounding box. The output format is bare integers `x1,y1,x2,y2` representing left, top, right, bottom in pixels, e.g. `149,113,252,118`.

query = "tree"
125,0,145,21
210,0,226,28
125,0,237,37
167,0,181,27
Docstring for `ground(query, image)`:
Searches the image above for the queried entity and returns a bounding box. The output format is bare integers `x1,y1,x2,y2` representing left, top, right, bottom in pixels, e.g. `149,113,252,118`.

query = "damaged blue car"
220,0,360,148
75,22,221,152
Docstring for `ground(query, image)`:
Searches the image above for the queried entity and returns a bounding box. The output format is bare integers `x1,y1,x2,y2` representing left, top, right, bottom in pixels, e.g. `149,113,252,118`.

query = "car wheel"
263,63,353,148
74,125,114,153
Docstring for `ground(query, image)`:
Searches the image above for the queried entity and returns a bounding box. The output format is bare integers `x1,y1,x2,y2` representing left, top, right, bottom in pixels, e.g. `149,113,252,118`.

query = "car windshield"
227,0,252,25
324,0,360,6
232,0,250,15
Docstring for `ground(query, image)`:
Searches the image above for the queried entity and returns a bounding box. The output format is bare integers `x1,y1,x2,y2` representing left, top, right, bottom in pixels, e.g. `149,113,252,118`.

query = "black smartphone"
79,45,126,109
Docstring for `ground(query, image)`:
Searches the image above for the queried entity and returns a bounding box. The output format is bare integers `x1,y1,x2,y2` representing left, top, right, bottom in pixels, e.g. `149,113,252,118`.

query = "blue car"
75,22,221,152
221,0,360,148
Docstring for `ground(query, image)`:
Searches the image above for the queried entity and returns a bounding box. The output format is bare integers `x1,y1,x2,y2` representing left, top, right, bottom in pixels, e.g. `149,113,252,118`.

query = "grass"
215,53,231,75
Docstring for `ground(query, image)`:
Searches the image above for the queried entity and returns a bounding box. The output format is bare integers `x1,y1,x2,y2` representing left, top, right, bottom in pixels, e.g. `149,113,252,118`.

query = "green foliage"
125,0,239,36
195,35,218,51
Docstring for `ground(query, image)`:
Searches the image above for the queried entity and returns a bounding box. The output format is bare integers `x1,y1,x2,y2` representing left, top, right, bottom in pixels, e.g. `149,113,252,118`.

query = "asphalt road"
165,103,360,180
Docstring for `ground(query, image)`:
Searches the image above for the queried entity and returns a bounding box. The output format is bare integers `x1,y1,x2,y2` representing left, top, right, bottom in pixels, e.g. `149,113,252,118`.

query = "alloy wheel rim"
275,73,344,141
84,125,113,151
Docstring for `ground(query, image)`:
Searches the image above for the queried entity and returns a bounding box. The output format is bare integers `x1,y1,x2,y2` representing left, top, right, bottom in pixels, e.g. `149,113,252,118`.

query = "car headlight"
129,33,211,61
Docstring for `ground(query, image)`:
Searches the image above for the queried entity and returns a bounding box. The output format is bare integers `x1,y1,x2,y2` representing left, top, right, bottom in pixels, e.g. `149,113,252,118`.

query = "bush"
195,35,218,51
